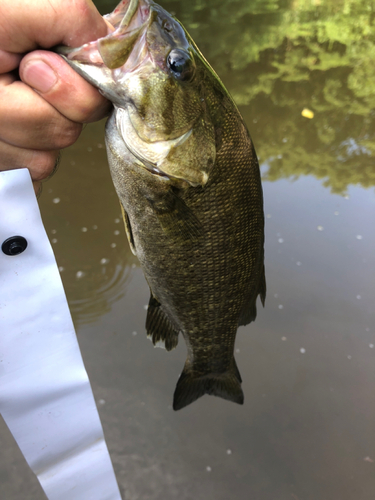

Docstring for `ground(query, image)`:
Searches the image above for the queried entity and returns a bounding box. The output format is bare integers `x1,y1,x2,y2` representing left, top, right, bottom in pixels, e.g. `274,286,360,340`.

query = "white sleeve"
0,169,122,500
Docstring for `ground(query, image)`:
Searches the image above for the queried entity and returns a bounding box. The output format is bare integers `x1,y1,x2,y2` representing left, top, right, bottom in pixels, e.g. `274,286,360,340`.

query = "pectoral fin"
120,203,136,255
148,188,203,244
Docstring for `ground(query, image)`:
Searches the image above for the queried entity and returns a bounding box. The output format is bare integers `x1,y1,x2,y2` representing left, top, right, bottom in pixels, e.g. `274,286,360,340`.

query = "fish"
58,0,266,410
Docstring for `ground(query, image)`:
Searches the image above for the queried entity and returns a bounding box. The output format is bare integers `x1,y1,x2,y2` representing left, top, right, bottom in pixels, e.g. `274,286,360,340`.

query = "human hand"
0,0,112,195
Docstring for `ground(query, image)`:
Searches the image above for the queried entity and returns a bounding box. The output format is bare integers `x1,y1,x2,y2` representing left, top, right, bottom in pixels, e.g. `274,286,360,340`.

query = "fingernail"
23,60,57,93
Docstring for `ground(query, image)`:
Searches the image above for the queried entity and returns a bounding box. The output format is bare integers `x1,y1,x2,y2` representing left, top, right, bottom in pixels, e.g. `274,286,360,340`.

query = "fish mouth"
58,0,152,71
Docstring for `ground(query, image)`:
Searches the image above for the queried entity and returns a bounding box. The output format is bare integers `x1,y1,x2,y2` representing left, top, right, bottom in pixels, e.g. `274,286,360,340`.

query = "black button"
2,236,28,256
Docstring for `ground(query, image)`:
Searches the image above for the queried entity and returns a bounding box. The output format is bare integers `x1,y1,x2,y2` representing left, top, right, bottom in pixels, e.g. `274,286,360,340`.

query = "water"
2,1,374,498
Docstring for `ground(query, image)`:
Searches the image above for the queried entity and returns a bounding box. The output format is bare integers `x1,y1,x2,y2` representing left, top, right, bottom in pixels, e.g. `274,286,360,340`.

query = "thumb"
20,51,111,123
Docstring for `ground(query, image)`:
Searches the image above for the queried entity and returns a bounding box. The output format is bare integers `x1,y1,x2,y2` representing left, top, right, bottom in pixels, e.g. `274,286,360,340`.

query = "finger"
20,51,112,123
34,181,43,197
0,140,60,182
0,0,108,53
0,72,16,86
0,76,83,150
0,49,22,73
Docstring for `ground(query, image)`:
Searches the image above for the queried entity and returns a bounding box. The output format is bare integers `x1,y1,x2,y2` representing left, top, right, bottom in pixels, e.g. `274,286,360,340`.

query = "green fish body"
59,0,265,410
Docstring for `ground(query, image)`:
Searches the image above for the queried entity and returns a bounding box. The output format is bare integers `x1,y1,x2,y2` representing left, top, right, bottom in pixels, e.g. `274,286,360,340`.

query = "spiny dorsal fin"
146,293,179,351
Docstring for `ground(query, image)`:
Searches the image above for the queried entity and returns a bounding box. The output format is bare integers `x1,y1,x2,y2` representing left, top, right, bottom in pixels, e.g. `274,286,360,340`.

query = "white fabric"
0,169,122,500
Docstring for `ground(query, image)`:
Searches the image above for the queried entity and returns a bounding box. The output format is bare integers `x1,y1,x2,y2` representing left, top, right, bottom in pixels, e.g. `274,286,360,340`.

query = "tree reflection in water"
134,0,375,194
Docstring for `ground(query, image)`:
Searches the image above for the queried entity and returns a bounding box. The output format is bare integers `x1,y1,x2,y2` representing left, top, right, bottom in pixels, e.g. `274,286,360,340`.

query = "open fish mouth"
56,0,214,187
58,0,151,71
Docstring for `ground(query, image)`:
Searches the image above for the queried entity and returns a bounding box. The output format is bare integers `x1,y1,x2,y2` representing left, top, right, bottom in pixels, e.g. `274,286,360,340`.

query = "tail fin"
173,359,244,411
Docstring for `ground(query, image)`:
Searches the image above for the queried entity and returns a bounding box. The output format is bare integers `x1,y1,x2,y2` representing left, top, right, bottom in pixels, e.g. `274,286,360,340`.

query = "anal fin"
146,293,179,351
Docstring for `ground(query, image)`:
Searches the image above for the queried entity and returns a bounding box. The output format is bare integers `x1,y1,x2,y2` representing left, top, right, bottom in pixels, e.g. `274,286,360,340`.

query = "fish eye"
167,49,195,82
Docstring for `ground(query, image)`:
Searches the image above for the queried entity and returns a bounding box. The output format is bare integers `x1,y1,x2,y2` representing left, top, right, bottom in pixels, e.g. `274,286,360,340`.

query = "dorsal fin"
238,263,266,326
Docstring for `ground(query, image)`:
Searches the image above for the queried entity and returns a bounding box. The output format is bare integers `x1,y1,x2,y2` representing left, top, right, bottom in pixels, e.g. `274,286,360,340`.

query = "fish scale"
58,0,265,410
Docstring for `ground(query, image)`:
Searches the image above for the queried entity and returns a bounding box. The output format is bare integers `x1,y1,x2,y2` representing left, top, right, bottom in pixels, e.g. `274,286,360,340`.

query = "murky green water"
2,1,374,498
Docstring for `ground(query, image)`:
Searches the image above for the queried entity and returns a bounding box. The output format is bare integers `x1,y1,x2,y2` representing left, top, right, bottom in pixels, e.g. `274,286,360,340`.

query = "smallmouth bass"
59,0,266,410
